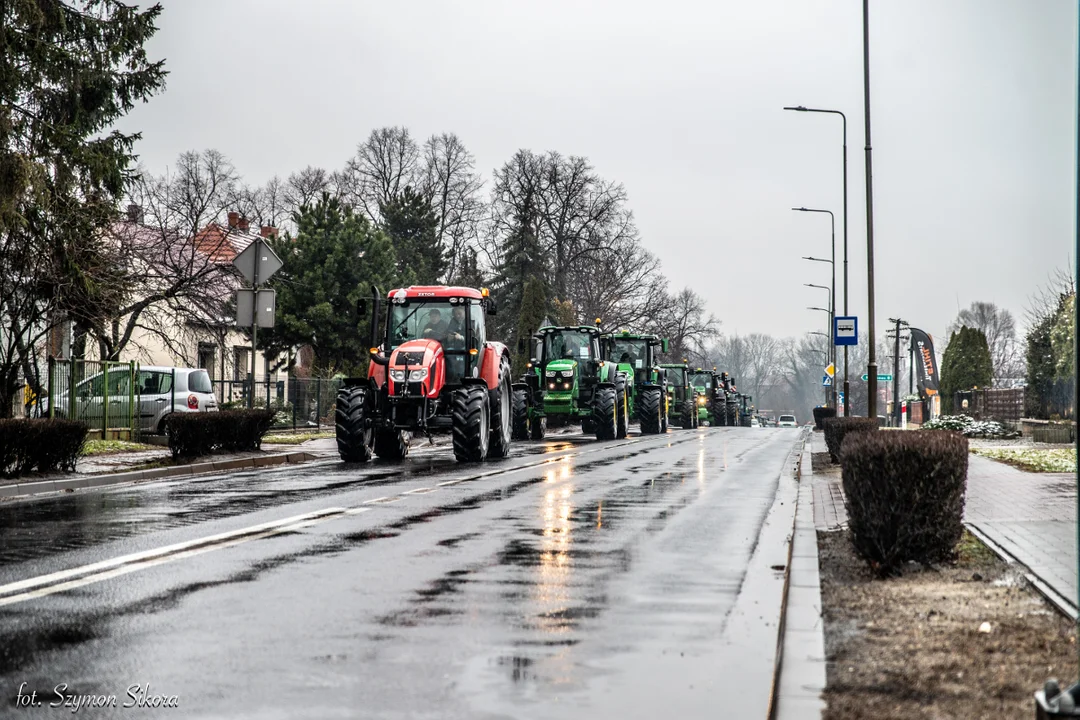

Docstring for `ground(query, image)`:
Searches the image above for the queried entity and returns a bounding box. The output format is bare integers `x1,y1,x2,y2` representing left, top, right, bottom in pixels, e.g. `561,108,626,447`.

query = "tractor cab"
660,361,700,429
688,367,717,425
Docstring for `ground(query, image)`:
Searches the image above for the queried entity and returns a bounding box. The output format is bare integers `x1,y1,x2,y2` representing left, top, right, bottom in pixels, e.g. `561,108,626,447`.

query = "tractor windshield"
689,372,712,389
542,329,597,362
609,338,649,370
665,367,686,387
389,300,484,384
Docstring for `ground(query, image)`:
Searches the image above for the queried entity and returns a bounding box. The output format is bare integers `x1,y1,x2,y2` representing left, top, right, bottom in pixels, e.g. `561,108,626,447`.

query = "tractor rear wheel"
452,385,490,462
511,388,530,440
727,403,738,426
374,428,410,460
530,414,546,440
711,401,726,426
615,380,628,439
593,385,617,440
639,387,662,434
487,357,513,458
336,386,373,462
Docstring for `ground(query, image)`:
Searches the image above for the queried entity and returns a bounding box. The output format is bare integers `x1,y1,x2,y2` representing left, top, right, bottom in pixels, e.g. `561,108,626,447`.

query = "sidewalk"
811,436,1078,616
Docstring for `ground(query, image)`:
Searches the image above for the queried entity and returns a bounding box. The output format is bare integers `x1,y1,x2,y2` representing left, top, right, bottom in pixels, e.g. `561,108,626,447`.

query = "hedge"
0,419,88,478
841,430,968,574
822,416,878,463
812,406,836,430
166,410,276,459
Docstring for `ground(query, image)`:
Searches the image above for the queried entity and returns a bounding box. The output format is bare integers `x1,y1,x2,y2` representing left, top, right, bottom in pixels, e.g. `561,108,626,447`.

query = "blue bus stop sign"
834,316,858,346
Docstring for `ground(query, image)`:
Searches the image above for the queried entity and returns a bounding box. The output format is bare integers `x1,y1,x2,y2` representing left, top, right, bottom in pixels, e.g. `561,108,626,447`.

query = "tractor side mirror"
486,299,497,316
661,338,670,353
356,298,367,317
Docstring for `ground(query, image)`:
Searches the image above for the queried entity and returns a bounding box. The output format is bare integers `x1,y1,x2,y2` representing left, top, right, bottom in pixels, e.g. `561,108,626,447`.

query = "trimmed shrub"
812,406,836,430
841,430,968,574
166,410,276,459
0,419,88,477
822,416,878,463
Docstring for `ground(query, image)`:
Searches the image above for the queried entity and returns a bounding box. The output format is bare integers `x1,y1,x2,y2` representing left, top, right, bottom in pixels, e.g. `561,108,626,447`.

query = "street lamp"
805,283,833,406
794,207,836,409
784,105,850,416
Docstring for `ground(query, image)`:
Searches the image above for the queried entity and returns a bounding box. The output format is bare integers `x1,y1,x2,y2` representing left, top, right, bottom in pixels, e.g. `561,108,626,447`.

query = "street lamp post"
862,0,879,419
805,283,832,405
808,305,832,407
795,207,836,408
784,106,849,416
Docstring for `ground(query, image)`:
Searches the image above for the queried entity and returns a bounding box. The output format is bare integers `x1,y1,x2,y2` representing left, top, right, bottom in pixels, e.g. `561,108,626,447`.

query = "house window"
233,347,250,381
198,343,216,381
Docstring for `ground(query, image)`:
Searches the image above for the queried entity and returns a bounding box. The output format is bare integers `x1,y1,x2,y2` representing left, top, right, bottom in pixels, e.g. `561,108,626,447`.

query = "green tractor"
511,323,630,441
601,331,669,434
738,394,755,427
688,367,720,425
661,362,702,429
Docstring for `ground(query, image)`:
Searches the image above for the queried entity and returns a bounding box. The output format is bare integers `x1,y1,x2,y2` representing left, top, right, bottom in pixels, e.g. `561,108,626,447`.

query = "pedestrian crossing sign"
822,375,833,386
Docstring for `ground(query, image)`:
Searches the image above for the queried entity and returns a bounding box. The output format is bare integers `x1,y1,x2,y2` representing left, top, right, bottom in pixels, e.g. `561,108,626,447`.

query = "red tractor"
335,285,514,463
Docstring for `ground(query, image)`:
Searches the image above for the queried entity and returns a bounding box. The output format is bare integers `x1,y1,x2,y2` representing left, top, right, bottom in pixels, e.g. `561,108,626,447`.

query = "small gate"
47,359,139,440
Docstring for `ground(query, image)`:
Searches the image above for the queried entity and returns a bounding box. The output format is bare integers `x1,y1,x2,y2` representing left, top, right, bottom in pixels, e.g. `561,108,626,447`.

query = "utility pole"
862,0,879,419
248,235,261,409
888,317,909,427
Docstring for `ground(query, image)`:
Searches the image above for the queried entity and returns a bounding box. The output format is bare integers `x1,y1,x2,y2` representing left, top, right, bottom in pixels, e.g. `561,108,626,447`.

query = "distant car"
750,417,761,428
50,366,218,434
777,414,797,428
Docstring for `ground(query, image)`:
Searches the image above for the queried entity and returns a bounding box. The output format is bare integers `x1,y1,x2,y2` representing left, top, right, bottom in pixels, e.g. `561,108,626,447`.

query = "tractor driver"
421,309,448,342
446,306,467,347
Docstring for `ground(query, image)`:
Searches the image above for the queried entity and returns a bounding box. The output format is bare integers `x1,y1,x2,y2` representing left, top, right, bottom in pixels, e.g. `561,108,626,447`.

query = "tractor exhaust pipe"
368,285,389,366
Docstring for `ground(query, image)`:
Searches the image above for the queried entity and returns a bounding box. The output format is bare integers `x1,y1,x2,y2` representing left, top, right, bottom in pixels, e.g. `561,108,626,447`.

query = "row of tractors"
334,285,754,465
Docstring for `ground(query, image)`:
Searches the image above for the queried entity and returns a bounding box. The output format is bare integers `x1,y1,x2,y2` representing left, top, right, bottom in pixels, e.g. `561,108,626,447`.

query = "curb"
771,431,827,719
965,522,1080,621
0,451,322,500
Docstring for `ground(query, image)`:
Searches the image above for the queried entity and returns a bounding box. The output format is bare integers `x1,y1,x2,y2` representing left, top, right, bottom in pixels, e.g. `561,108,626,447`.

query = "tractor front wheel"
452,385,490,462
511,388,530,440
615,381,628,439
681,400,696,429
593,385,617,441
530,414,547,440
336,386,373,462
727,403,738,427
638,387,663,434
487,357,513,459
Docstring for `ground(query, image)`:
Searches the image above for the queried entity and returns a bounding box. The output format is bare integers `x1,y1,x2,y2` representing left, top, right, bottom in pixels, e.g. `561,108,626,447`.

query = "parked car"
50,366,218,434
777,414,798,428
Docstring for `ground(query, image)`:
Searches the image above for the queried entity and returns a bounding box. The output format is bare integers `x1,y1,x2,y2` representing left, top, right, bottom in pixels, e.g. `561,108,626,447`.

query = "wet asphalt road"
0,426,801,719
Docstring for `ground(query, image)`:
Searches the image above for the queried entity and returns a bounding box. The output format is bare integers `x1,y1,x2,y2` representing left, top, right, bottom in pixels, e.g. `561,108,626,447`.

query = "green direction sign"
860,373,894,382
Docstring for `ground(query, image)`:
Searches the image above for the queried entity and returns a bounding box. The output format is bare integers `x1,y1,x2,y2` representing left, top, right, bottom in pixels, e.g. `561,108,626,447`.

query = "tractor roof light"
480,287,490,297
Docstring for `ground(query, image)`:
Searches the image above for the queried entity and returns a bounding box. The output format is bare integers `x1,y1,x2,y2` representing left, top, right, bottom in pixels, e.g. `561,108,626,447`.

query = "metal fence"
212,376,343,429
45,359,140,438
954,387,1025,427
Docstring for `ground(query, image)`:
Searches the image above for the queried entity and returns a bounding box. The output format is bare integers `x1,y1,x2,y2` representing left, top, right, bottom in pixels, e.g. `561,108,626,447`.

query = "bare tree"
653,288,720,363
420,133,485,282
340,127,421,222
92,150,244,361
947,301,1023,384
234,175,290,230
284,166,332,212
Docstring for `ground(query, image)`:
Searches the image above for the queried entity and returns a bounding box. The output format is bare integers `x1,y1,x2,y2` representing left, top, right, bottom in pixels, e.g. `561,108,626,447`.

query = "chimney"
227,211,240,228
126,204,143,223
260,225,278,239
237,216,249,232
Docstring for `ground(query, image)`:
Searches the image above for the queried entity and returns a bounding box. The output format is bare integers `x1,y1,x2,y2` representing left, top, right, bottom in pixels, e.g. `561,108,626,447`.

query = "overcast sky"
116,0,1077,348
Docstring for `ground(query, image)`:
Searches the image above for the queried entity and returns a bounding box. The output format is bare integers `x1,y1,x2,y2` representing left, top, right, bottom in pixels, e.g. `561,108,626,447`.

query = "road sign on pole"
822,375,833,386
233,241,283,285
860,373,893,382
235,288,277,328
835,316,858,346
825,363,835,377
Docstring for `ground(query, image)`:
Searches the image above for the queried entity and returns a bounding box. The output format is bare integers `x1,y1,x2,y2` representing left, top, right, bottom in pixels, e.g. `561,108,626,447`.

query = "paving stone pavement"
810,437,1079,612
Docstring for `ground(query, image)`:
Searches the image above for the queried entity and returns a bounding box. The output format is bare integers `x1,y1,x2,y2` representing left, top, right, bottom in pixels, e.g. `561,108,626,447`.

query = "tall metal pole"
892,318,901,426
783,107,849,415
830,212,837,410
1073,0,1079,666
862,0,879,420
248,235,260,410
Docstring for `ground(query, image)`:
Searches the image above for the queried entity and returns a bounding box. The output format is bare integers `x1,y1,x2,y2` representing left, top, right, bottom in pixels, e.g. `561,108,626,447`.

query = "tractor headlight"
408,368,428,382
389,370,406,382
560,370,574,378
546,370,556,378
548,382,556,389
697,396,706,405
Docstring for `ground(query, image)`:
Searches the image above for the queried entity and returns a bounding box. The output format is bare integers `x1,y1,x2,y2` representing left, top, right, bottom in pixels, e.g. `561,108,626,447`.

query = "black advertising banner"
909,328,940,396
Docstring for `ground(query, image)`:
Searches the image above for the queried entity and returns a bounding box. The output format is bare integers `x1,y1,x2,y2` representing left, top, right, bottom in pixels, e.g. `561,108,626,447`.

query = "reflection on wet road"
0,427,800,718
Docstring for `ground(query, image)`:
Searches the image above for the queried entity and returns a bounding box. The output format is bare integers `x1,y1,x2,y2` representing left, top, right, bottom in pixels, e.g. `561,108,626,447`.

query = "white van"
778,414,798,428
